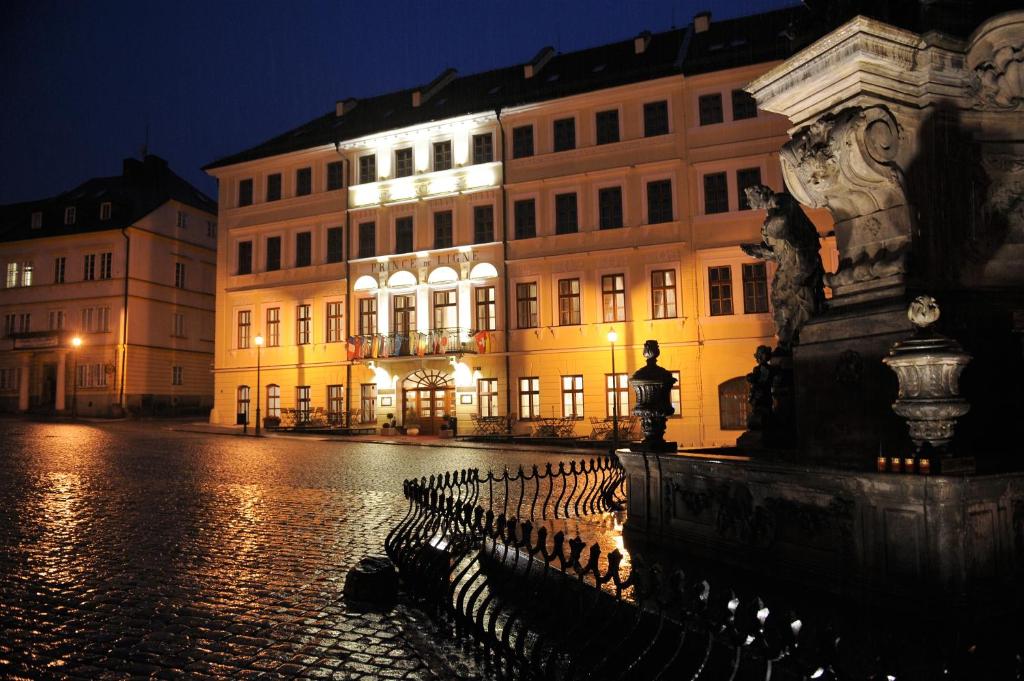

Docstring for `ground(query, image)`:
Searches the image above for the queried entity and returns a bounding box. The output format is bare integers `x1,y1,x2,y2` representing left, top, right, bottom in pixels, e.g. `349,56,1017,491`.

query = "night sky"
0,0,792,205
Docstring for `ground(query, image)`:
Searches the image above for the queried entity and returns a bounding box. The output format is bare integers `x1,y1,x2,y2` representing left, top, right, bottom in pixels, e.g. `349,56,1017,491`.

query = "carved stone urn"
629,340,678,452
882,296,972,452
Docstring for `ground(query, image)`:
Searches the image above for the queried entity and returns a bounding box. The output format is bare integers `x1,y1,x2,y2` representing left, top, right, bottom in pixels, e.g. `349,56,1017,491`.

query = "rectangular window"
703,172,729,214
647,179,674,224
358,297,377,335
473,205,494,244
31,211,42,229
328,385,344,418
516,282,538,329
64,206,76,225
358,221,376,258
557,278,581,325
599,187,623,229
207,221,216,238
393,294,415,334
359,154,377,184
472,133,493,164
327,161,343,190
514,199,535,239
54,257,65,284
296,167,312,196
267,384,281,418
18,313,31,334
266,173,282,201
478,378,498,417
394,148,413,178
83,254,95,281
651,269,678,319
644,100,669,136
76,363,108,388
395,216,414,254
596,110,620,145
360,384,376,422
737,168,762,211
238,241,253,275
99,252,112,279
237,310,251,348
174,263,186,289
326,226,343,263
0,367,19,389
433,140,452,171
237,386,251,422
326,301,343,342
296,304,311,344
512,125,534,158
554,193,578,235
699,93,724,125
434,211,453,249
709,265,734,316
295,231,311,267
562,375,584,418
606,373,629,418
296,386,311,424
742,263,769,314
48,310,66,331
266,236,282,271
238,178,253,206
266,307,280,346
670,370,681,416
475,287,496,331
432,289,457,330
100,202,111,220
732,89,758,120
553,118,576,152
80,307,109,333
172,312,185,337
519,377,540,420
20,262,33,287
172,366,183,386
177,210,187,229
3,314,14,337
5,263,18,288
602,274,626,322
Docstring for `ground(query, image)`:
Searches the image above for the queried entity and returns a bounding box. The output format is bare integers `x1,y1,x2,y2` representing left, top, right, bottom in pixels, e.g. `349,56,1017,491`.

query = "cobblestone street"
0,420,573,679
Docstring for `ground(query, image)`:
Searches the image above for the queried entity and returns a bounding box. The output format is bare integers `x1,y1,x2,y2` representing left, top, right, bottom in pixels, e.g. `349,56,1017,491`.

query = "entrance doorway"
402,369,454,436
38,363,57,411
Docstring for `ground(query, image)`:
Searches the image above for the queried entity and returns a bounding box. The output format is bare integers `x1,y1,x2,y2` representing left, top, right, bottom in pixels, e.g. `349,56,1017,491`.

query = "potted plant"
263,415,281,430
438,414,455,439
381,413,397,435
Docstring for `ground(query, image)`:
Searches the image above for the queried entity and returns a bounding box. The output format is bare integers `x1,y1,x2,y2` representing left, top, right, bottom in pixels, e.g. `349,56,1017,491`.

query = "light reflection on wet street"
0,420,621,679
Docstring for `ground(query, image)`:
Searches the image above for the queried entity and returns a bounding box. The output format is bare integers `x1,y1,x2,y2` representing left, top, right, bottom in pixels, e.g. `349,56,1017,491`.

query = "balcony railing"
346,328,495,360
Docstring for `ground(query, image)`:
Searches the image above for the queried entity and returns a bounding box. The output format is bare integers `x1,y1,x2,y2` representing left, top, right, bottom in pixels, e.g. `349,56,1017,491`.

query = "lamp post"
71,336,82,418
608,330,619,448
254,335,264,436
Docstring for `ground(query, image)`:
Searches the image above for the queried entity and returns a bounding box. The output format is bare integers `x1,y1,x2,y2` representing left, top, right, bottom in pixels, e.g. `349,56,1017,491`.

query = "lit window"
237,386,251,422
670,371,681,417
557,278,581,325
606,373,629,418
742,263,768,314
601,274,625,322
516,282,538,328
266,307,280,346
478,379,498,417
267,384,281,417
237,310,251,348
719,377,749,429
296,304,311,344
519,377,540,419
709,266,734,316
562,375,583,418
432,289,457,330
326,301,343,342
297,386,312,423
651,270,678,319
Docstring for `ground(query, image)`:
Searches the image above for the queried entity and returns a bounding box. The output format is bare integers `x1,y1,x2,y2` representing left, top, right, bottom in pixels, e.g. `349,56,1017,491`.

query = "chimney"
335,98,358,117
694,11,711,33
412,68,457,107
634,31,652,54
523,46,555,79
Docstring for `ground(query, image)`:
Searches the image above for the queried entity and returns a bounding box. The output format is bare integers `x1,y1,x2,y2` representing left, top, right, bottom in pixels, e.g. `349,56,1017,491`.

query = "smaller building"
0,155,218,416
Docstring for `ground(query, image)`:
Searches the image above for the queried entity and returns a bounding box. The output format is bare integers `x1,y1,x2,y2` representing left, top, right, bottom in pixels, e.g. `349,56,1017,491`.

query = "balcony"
347,328,495,360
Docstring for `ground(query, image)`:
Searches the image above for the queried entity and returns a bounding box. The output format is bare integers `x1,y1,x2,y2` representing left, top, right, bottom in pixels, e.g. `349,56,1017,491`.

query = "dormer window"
31,212,42,229
64,207,76,225
100,202,112,220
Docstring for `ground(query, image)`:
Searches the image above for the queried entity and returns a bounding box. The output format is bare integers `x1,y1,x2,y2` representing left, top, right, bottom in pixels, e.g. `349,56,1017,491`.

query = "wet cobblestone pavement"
0,420,576,680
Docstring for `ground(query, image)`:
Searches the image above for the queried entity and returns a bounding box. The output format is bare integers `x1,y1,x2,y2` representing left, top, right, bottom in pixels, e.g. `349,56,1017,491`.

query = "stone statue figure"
740,185,826,351
746,345,774,430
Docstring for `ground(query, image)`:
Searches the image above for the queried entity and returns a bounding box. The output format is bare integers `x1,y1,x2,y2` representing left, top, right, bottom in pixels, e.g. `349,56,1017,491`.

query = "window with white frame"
433,140,452,171
237,385,250,422
237,309,251,348
17,313,30,333
176,210,187,229
100,252,112,279
172,312,185,337
266,384,281,417
174,262,186,289
326,301,343,343
48,310,66,331
83,254,95,281
518,377,540,419
475,287,495,331
296,304,311,344
606,373,629,418
670,370,681,417
561,375,584,418
266,307,280,346
478,378,498,417
5,263,17,288
20,262,33,287
3,314,14,337
172,366,183,385
77,363,108,388
601,274,626,322
651,269,678,319
54,257,65,284
296,386,312,423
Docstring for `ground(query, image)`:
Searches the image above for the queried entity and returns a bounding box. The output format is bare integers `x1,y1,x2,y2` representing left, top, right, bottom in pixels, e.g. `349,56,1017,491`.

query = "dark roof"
0,155,217,243
204,5,812,172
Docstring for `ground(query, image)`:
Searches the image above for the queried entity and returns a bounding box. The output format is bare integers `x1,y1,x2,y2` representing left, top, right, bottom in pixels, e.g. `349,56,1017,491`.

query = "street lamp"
254,335,264,436
71,336,82,418
607,329,619,448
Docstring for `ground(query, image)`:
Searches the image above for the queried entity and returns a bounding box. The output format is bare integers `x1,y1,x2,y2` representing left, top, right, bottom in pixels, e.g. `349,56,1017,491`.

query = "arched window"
427,266,458,284
718,377,749,430
469,262,498,281
353,274,378,291
237,385,251,423
387,270,417,288
266,384,280,418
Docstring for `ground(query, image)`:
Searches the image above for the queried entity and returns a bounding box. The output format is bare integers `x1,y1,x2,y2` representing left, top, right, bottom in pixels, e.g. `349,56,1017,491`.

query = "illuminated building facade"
0,155,218,416
206,7,835,444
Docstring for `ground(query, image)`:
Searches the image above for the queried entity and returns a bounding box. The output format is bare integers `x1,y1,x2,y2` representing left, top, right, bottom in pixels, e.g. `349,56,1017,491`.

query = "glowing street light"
254,335,264,437
71,336,82,418
607,330,619,448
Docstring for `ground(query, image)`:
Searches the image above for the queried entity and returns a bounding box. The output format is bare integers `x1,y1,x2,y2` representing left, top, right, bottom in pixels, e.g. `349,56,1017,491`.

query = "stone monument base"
617,448,1024,612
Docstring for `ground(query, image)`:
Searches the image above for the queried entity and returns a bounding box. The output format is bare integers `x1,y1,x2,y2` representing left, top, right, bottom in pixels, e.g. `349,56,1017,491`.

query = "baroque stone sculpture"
746,345,774,430
740,185,826,351
628,340,677,452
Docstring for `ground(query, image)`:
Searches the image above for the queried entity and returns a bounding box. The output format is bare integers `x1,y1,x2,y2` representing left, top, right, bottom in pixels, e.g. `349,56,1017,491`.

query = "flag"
346,336,356,360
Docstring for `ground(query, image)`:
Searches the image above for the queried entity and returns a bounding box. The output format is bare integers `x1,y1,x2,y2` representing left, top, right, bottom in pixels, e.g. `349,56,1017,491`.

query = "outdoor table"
534,417,562,438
